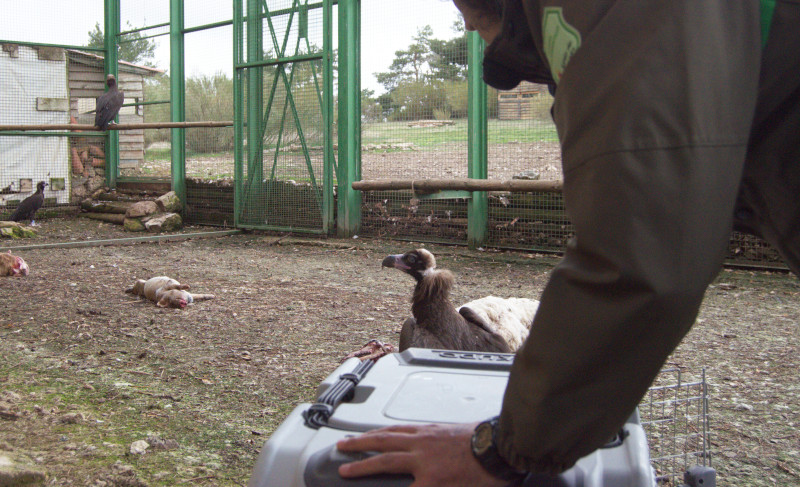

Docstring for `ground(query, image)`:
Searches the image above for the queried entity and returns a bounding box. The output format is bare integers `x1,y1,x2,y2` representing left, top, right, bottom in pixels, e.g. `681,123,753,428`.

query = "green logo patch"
542,7,582,83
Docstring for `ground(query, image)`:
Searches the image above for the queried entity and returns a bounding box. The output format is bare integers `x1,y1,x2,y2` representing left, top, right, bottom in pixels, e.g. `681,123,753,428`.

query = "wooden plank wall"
68,62,145,168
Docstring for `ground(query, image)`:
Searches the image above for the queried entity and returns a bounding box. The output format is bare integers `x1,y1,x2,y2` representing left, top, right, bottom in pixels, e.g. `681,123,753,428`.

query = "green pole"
233,0,243,227
170,0,186,205
104,0,120,189
336,0,361,237
246,0,264,221
467,31,488,249
322,0,335,232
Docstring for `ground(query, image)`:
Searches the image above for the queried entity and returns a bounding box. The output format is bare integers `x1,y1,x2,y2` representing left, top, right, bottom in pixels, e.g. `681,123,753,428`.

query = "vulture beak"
382,254,408,270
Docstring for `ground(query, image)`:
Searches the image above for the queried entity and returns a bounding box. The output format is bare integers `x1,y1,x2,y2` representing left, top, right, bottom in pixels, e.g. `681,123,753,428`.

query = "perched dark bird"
10,181,47,226
95,74,124,130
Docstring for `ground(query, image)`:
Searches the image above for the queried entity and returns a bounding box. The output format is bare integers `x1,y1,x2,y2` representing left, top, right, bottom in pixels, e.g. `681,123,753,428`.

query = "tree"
374,26,435,92
87,22,157,67
428,20,468,81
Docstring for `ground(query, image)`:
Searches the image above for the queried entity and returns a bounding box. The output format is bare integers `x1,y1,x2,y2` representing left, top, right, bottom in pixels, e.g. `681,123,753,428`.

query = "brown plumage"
95,74,124,130
387,249,512,353
344,250,512,361
10,181,47,226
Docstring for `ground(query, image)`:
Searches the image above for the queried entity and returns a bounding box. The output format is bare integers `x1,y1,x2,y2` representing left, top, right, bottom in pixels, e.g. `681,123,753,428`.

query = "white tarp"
1,44,69,205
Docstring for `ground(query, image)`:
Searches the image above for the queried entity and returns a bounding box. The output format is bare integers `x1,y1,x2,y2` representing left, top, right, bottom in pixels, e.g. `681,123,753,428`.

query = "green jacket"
485,0,800,474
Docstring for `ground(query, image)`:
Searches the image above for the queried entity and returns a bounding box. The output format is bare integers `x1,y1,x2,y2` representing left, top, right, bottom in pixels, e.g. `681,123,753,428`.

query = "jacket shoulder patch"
542,7,582,83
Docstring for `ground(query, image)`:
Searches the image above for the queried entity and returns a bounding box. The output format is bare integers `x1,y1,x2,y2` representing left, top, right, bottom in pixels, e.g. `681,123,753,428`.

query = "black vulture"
345,249,539,361
95,74,125,130
10,181,47,226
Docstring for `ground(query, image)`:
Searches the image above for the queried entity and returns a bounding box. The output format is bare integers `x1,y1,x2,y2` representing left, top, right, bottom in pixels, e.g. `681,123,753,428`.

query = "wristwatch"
471,416,528,484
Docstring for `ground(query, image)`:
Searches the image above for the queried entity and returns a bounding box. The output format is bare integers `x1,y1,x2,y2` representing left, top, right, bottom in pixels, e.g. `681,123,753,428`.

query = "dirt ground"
0,218,798,486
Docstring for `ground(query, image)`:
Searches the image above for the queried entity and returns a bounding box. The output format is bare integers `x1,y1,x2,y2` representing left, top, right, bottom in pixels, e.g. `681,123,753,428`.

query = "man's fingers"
338,451,416,478
336,429,416,453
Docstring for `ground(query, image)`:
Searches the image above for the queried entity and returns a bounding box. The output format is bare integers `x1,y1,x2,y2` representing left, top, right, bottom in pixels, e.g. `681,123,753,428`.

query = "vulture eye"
407,254,417,264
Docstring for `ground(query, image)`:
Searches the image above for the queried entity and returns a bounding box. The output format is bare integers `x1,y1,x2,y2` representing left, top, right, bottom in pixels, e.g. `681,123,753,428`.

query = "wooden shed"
67,50,162,169
497,81,548,120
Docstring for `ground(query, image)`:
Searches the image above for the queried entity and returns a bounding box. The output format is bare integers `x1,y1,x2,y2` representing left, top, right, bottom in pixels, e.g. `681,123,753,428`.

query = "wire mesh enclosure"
0,1,789,271
0,2,97,219
641,368,712,485
234,0,334,233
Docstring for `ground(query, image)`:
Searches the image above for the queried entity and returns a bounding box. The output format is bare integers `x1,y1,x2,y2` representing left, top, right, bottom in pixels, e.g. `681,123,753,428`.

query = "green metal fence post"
336,0,361,237
245,0,264,219
322,0,335,232
233,0,243,227
170,0,186,205
467,31,488,249
104,0,120,189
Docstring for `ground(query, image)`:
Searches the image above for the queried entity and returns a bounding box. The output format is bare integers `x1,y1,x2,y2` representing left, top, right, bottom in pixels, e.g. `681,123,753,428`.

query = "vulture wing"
95,84,125,130
10,187,44,222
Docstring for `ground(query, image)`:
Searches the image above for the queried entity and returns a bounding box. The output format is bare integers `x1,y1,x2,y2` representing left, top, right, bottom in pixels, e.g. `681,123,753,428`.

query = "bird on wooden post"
95,74,125,131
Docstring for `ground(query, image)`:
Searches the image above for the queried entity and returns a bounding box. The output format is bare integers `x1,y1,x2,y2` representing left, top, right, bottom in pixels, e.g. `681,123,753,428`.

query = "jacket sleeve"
495,0,762,475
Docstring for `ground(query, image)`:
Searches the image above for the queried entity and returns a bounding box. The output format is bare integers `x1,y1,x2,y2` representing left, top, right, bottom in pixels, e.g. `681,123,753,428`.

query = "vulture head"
382,249,437,283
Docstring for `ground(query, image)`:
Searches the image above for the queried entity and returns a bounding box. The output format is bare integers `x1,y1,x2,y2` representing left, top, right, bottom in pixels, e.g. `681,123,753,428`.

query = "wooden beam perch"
352,178,563,193
0,121,233,132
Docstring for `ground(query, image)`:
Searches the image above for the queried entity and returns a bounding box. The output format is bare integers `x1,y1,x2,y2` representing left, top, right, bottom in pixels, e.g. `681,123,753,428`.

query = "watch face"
472,421,494,455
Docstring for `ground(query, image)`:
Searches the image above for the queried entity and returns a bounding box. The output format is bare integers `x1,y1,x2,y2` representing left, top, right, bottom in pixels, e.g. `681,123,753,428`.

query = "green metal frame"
98,0,488,241
104,0,121,189
467,31,488,248
336,0,361,237
233,0,334,234
170,0,186,204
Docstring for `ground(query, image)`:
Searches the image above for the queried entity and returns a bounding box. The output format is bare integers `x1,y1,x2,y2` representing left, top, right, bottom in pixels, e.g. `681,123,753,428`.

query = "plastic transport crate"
249,348,683,487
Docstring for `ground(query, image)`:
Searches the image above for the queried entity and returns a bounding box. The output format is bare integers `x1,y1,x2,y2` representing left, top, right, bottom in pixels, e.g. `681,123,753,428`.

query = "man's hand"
336,422,509,487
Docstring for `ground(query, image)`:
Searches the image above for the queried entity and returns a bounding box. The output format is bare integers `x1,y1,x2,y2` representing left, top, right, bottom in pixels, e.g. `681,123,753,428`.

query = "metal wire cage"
641,368,712,485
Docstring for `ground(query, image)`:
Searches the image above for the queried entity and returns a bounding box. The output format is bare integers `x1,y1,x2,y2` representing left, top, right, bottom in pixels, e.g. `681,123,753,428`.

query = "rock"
155,191,182,213
86,177,105,194
0,391,22,403
123,218,145,232
129,440,149,455
145,436,179,451
144,213,183,233
0,223,37,239
71,184,87,200
513,170,541,180
58,412,85,424
125,201,158,219
0,452,46,486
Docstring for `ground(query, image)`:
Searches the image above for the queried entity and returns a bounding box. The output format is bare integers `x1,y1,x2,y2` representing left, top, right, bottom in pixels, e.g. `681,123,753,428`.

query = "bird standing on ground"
95,74,124,130
345,249,539,361
10,181,47,226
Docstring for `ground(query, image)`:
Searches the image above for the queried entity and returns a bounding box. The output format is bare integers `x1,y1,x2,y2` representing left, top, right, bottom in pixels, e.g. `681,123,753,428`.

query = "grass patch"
362,118,558,147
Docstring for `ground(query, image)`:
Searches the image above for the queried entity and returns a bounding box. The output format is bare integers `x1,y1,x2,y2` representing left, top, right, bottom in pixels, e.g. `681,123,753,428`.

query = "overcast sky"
0,0,462,94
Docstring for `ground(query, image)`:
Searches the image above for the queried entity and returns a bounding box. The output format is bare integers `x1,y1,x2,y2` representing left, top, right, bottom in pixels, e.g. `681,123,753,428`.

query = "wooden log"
88,145,105,158
80,200,133,214
0,121,233,132
79,212,126,224
71,147,84,173
90,157,106,168
353,178,563,193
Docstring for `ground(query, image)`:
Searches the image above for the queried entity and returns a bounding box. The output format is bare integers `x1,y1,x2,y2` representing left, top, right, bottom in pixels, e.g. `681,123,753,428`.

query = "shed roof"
66,49,164,77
